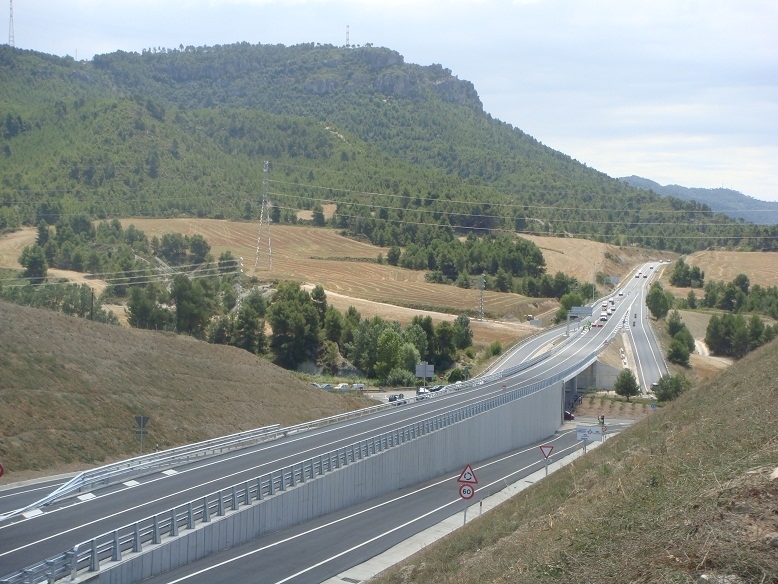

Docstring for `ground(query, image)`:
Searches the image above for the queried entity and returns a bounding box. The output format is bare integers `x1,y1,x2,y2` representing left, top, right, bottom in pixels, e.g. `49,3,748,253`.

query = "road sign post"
539,444,554,476
415,361,435,385
457,464,478,525
135,416,150,454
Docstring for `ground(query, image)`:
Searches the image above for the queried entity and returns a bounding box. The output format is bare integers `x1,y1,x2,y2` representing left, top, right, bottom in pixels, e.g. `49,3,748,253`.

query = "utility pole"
254,161,272,270
479,273,485,321
8,0,15,47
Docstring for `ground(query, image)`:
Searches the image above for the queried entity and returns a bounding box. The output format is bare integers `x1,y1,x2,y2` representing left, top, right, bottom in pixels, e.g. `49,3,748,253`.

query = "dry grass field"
660,249,778,299
3,220,775,349
103,219,548,346
686,250,778,287
0,300,376,481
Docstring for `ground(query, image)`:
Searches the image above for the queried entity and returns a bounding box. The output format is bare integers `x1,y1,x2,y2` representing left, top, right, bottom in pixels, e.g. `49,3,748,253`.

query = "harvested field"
667,250,778,289
518,234,671,284
119,219,551,322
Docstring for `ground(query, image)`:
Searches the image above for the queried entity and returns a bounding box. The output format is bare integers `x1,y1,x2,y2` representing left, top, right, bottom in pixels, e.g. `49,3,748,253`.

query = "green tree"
387,246,401,266
218,251,237,273
19,244,48,283
159,233,189,265
36,220,50,246
232,304,266,354
434,321,456,363
171,275,211,337
748,314,765,351
403,323,428,360
452,314,473,350
267,282,320,368
667,338,690,366
398,342,421,373
208,315,234,345
686,290,697,309
614,368,640,401
646,282,672,319
667,309,684,337
674,325,695,353
312,203,326,226
310,284,328,325
323,306,345,347
188,234,211,263
320,340,341,375
374,327,402,380
653,373,692,402
705,314,724,355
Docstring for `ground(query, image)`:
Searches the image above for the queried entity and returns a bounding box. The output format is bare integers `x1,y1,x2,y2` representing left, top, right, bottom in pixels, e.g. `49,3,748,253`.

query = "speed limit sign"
459,483,475,500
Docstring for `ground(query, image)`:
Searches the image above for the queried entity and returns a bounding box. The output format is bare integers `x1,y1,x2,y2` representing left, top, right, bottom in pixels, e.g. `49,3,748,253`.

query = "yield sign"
457,464,478,484
539,445,554,459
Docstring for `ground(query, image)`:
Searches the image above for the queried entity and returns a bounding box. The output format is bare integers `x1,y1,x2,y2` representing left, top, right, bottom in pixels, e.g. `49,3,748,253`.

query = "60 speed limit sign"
459,483,475,500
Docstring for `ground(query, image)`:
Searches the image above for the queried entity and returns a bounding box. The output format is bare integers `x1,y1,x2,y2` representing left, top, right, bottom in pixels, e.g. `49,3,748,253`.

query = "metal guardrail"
0,344,605,584
1,398,421,524
0,424,281,523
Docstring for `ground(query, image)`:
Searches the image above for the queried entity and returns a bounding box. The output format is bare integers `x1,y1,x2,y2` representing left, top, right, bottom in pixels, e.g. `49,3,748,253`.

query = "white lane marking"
124,481,140,487
76,493,95,502
163,433,579,583
162,469,178,476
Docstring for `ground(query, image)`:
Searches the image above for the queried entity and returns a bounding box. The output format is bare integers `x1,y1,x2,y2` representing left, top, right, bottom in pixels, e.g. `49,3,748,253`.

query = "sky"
4,0,778,201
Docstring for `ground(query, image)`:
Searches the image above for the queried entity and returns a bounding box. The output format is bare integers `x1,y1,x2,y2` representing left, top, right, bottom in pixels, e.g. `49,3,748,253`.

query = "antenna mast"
346,25,349,48
8,0,14,47
254,161,272,271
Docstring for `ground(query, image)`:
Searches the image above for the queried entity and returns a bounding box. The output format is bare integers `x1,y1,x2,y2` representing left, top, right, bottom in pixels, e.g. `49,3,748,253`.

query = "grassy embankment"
371,339,778,583
0,300,375,481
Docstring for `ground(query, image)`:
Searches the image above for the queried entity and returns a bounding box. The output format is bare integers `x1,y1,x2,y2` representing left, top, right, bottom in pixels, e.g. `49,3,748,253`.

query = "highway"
0,263,665,581
625,263,670,393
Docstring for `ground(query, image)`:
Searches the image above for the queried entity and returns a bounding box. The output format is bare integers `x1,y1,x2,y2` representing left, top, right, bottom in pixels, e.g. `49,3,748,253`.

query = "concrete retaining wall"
95,383,563,584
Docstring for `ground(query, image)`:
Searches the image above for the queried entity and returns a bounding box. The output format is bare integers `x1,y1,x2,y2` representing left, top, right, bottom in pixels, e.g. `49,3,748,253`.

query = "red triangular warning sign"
539,445,554,459
457,464,478,484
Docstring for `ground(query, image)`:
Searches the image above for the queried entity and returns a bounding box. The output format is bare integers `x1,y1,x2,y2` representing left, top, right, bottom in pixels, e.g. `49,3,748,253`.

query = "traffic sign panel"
576,425,604,441
539,445,554,459
457,464,478,484
459,484,475,500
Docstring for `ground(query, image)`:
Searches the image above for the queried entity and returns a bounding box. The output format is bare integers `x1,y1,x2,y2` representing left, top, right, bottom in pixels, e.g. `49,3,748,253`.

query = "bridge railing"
1,398,411,524
0,344,604,584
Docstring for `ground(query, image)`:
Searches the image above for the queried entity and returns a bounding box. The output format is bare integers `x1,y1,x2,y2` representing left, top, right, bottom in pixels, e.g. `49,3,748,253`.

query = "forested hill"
1,42,776,252
620,176,778,226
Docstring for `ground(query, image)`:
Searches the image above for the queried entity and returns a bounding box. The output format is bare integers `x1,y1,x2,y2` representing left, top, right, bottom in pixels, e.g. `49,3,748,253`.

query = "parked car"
352,383,365,391
416,388,430,399
564,410,575,420
388,394,404,402
429,385,444,392
333,383,349,390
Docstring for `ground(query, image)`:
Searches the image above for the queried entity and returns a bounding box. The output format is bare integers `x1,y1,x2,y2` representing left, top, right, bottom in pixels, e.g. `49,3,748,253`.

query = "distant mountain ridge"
1,42,776,251
620,176,778,226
